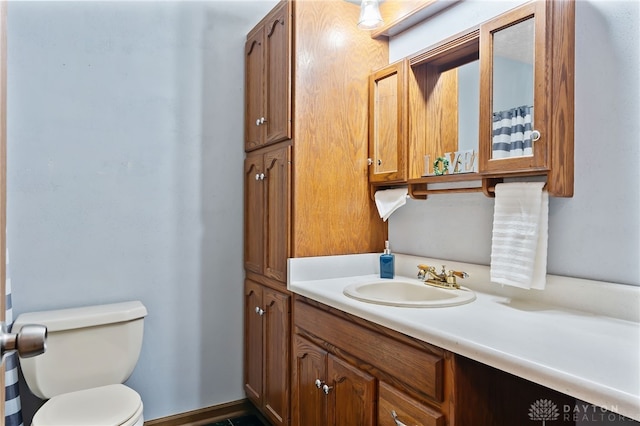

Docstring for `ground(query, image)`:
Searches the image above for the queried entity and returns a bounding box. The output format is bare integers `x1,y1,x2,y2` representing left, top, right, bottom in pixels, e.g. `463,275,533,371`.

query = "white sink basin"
343,278,476,308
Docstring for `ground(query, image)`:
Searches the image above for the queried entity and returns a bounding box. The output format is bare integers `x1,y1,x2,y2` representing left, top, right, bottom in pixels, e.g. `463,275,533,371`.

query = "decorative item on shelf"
423,155,431,176
357,0,384,30
433,156,450,176
445,150,478,175
427,150,478,176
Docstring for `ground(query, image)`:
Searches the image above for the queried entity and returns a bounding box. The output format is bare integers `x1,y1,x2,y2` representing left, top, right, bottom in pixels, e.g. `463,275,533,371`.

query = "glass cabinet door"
479,1,548,175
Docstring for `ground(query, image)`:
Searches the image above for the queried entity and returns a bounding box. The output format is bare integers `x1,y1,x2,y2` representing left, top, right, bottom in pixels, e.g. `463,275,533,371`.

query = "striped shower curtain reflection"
5,250,23,426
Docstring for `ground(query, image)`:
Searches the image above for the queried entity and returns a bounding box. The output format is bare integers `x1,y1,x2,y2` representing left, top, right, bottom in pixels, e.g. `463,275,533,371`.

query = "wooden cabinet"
244,0,388,274
371,0,574,198
245,1,292,151
244,143,290,283
368,59,408,184
378,381,444,426
292,298,448,425
478,0,574,196
292,335,376,426
244,280,290,426
244,1,388,423
292,296,579,426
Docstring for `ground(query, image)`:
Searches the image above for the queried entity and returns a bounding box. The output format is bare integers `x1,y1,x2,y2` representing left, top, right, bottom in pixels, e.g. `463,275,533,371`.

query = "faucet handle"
449,270,469,279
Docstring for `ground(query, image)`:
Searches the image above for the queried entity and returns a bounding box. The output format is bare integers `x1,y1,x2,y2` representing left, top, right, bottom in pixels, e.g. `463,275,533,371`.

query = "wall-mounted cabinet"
368,60,408,184
369,0,575,199
479,0,575,196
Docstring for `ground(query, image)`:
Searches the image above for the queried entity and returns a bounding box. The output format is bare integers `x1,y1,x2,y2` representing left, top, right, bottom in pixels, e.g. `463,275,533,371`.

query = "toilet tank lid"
12,301,148,332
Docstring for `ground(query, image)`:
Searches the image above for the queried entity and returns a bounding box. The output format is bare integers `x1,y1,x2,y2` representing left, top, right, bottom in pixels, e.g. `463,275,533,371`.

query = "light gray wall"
7,0,277,422
389,0,640,286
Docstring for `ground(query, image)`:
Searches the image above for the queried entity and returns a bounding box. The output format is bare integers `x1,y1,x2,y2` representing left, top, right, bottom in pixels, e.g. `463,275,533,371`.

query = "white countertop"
288,253,640,421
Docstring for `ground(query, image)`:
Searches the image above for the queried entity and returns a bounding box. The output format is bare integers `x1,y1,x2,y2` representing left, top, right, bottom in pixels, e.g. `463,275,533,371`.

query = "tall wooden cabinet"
245,1,291,151
244,143,290,283
244,280,290,425
243,1,389,425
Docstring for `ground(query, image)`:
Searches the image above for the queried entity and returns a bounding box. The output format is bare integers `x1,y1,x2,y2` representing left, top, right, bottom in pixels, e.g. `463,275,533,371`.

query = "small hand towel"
490,182,549,289
374,187,408,222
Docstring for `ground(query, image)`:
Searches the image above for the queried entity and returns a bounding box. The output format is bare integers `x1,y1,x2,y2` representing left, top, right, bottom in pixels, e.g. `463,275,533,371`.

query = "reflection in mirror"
491,17,535,159
423,59,479,175
457,60,479,153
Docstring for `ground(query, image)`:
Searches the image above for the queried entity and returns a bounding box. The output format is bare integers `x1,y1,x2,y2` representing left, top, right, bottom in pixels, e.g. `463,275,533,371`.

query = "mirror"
491,17,535,160
456,60,479,154
415,57,479,176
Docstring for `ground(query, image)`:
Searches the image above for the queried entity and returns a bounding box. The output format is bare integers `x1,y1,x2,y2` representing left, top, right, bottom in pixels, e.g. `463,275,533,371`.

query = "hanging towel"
374,187,408,222
490,182,548,290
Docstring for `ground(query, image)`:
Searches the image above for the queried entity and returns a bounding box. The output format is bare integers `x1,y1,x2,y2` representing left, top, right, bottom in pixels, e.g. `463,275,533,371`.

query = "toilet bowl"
12,301,148,426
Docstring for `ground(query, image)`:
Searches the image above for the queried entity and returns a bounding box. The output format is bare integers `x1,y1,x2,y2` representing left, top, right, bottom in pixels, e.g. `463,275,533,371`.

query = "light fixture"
357,0,383,30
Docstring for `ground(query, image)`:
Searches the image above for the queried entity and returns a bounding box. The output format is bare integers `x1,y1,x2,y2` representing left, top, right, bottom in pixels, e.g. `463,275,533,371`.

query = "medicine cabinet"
369,0,575,199
368,60,408,184
479,0,574,196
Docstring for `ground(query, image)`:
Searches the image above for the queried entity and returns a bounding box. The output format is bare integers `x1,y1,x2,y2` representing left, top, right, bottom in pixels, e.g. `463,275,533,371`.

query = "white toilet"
12,300,148,426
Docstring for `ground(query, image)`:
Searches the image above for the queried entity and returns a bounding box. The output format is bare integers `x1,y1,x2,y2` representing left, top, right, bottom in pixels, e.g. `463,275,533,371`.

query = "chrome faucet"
417,264,468,289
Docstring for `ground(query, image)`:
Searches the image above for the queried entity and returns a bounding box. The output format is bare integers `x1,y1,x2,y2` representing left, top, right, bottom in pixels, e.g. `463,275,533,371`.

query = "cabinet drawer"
295,301,443,403
378,382,444,426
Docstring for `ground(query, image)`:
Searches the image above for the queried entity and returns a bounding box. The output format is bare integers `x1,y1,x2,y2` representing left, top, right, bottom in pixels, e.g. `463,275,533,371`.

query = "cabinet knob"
391,410,408,426
256,118,261,126
255,173,260,181
377,159,382,166
531,129,541,141
260,117,266,124
255,306,265,316
367,158,373,166
315,379,323,388
259,173,266,180
322,384,333,395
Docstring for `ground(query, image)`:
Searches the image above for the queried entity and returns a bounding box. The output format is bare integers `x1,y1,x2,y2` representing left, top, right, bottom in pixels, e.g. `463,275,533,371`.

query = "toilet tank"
12,301,147,400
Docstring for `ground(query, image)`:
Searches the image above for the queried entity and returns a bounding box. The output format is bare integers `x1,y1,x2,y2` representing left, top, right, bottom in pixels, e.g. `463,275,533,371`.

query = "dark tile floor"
205,414,265,426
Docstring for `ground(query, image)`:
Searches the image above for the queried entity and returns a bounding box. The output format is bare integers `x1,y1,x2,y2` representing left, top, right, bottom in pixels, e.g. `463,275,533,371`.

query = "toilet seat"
32,384,143,426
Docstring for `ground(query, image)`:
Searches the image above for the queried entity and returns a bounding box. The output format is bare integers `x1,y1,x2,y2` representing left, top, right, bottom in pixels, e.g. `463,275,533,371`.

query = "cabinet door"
244,153,264,274
369,60,407,183
263,145,290,282
263,287,291,426
264,1,291,145
292,336,327,426
479,1,547,174
244,280,263,404
245,29,265,151
378,382,444,426
328,355,376,426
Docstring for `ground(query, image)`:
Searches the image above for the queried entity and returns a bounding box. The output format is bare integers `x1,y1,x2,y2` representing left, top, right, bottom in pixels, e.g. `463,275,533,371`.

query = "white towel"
490,182,549,289
374,187,408,222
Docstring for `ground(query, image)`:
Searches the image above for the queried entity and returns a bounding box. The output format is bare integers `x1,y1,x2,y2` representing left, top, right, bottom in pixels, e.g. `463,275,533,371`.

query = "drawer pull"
391,410,408,426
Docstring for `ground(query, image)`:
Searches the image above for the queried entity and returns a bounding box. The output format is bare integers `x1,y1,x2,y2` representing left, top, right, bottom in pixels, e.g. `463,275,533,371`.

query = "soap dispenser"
380,240,395,279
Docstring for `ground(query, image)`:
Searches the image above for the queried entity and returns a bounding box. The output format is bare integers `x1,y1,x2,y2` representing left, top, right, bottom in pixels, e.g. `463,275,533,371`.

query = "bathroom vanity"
288,253,640,425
